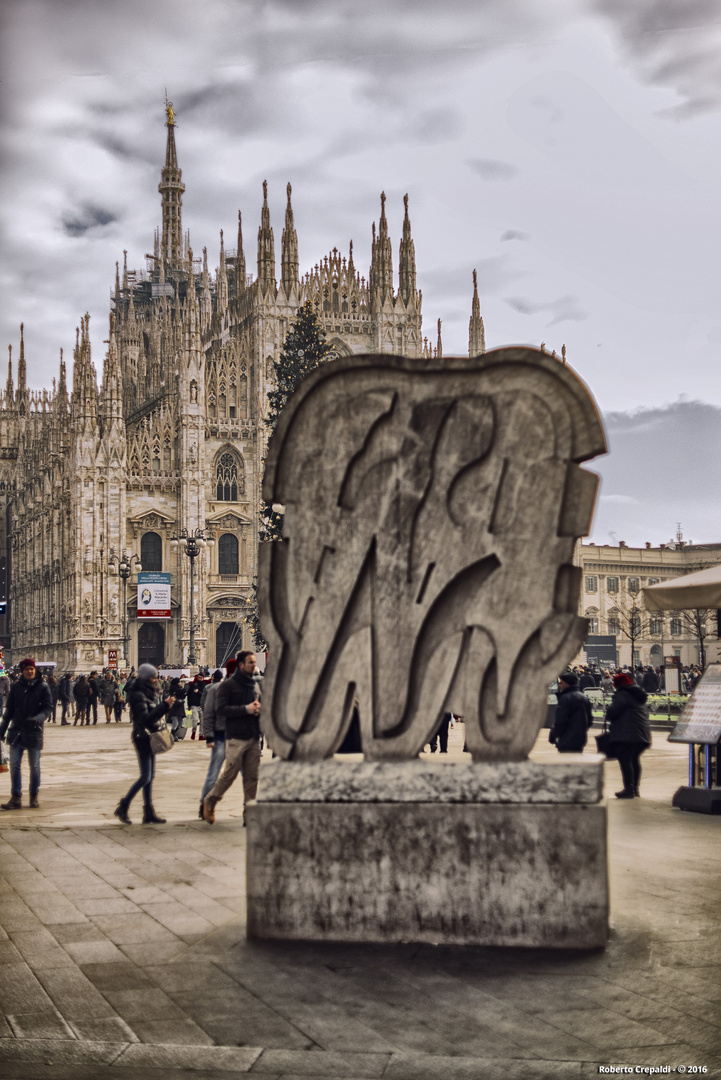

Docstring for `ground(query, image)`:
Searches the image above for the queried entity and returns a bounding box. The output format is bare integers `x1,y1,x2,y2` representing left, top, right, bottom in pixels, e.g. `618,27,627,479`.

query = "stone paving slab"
0,722,720,1078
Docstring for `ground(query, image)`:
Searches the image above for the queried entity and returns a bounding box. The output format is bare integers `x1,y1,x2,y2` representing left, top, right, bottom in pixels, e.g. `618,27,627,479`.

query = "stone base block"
247,798,608,949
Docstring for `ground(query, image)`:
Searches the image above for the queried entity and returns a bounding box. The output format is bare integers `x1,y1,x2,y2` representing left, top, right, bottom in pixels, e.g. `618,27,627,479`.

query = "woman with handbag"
114,663,175,825
606,672,651,799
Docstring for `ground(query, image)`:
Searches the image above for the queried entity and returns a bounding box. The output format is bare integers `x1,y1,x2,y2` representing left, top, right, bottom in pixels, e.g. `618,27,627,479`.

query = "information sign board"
668,664,721,745
664,655,681,694
137,572,171,620
108,649,118,669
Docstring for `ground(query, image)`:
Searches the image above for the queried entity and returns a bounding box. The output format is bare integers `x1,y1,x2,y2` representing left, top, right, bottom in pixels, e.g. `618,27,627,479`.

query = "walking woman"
607,672,652,799
114,664,175,825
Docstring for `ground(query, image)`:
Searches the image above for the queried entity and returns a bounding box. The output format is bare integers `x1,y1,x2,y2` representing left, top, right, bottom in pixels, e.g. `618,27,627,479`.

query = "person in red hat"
606,672,652,798
0,659,53,810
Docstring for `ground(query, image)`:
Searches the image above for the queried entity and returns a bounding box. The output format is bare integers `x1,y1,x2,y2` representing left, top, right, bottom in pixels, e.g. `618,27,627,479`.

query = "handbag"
149,723,174,754
594,719,616,759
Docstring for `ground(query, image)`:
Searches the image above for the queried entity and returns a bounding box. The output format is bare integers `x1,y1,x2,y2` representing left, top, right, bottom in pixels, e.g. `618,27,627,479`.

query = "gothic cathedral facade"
0,110,486,671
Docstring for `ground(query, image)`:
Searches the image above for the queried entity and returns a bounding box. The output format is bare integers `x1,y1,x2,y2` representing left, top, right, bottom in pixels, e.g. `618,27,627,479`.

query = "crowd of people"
0,655,263,825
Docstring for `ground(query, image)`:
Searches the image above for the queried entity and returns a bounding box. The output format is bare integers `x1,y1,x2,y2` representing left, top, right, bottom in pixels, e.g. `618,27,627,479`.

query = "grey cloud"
501,229,529,241
466,157,518,181
504,294,588,325
407,108,462,144
589,399,721,545
62,203,118,237
591,0,721,116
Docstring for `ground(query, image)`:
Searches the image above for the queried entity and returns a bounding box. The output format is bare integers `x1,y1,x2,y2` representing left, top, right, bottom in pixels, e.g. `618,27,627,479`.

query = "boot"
615,789,635,799
1,793,22,811
142,805,166,824
29,795,39,809
114,800,132,824
190,730,196,740
198,801,205,819
203,795,219,824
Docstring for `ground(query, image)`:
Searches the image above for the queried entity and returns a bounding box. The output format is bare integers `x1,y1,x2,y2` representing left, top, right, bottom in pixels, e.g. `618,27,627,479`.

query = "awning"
643,564,721,612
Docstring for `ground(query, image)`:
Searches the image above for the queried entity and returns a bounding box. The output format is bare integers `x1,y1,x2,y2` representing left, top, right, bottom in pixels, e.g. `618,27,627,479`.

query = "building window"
630,614,641,636
216,452,239,502
607,577,619,593
647,578,659,585
585,609,599,634
608,614,620,635
585,575,597,593
649,617,663,635
627,577,640,594
670,617,682,635
218,533,239,575
140,532,162,572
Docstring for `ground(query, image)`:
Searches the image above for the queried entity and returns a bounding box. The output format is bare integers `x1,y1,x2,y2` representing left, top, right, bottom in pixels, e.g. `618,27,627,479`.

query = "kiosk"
668,663,721,814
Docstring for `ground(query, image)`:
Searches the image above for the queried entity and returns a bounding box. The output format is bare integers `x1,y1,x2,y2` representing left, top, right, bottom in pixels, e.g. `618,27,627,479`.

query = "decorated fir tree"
260,300,333,540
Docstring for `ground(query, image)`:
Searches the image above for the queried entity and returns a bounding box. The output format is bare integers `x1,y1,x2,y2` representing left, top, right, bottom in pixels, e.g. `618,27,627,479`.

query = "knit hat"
225,658,237,675
137,663,158,680
558,671,578,687
613,672,634,689
18,658,36,671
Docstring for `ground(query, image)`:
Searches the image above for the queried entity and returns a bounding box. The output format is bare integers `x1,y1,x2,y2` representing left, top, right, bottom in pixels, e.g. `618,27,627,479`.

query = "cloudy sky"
1,0,721,546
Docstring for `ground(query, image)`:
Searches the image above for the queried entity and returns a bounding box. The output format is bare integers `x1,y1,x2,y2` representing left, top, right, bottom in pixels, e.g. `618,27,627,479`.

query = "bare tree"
608,581,648,668
677,608,712,669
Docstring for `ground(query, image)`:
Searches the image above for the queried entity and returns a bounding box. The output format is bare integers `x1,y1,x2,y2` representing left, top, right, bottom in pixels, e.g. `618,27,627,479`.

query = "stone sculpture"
259,348,606,763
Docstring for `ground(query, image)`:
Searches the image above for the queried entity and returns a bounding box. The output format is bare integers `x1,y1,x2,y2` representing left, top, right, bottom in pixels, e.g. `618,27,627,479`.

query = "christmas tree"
260,300,333,541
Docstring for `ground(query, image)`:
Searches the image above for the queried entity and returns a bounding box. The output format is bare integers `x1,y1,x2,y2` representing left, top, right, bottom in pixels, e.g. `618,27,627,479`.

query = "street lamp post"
169,528,214,667
108,551,142,666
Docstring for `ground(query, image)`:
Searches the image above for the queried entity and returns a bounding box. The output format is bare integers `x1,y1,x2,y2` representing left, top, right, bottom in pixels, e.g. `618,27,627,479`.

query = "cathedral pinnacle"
398,193,417,306
18,323,26,394
257,180,276,295
371,192,393,307
281,181,299,297
468,268,485,357
6,345,13,403
235,210,247,294
159,99,185,265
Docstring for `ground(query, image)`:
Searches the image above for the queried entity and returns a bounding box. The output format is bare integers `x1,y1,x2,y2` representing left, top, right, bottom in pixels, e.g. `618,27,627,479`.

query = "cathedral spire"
101,311,123,425
436,318,443,359
235,210,246,295
158,97,185,266
257,180,276,295
6,345,13,403
57,348,68,408
17,322,26,394
468,268,485,357
201,246,212,327
217,230,228,313
398,193,417,305
281,182,299,296
371,192,394,306
71,313,98,425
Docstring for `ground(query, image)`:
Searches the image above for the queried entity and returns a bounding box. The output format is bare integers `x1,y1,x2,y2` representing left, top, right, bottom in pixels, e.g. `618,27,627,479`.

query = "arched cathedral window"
141,532,162,572
216,452,240,502
218,533,239,575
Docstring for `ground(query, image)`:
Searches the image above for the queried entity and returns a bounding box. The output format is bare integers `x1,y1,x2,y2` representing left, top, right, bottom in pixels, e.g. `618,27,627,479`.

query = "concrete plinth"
246,758,609,949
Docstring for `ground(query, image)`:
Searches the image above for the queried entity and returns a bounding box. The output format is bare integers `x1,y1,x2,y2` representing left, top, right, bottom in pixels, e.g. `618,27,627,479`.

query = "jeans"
122,739,156,807
10,743,41,797
190,705,201,733
200,733,226,802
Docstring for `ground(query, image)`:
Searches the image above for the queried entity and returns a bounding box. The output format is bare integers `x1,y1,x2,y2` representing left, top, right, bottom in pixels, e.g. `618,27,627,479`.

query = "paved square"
0,721,720,1079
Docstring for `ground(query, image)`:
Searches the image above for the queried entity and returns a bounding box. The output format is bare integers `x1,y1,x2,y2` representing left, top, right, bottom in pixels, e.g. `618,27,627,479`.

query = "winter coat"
549,686,593,752
0,675,53,750
642,669,660,693
216,669,261,741
167,680,188,720
201,681,224,739
607,685,651,746
186,682,204,708
99,678,116,708
579,672,596,691
58,677,73,703
127,676,170,744
0,675,10,698
74,678,90,703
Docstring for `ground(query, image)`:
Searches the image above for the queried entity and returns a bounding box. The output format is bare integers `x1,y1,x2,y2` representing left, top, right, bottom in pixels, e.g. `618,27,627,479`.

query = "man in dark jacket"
0,658,53,809
549,671,593,753
58,673,73,725
88,671,100,725
641,666,660,693
203,651,261,825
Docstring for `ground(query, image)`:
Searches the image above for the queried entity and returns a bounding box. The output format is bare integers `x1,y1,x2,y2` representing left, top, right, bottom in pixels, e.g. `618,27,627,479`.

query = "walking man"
58,673,72,724
203,651,261,826
198,662,235,818
549,671,593,753
0,658,53,809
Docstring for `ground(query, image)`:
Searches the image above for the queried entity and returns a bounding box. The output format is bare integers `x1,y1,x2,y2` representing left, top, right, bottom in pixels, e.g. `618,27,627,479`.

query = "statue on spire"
165,96,175,127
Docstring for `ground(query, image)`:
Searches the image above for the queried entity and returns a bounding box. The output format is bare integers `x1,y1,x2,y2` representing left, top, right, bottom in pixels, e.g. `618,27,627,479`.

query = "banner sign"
137,572,171,620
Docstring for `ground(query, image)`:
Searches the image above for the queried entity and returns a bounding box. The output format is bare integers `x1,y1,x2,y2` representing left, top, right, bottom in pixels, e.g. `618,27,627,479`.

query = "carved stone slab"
255,757,605,804
259,349,606,762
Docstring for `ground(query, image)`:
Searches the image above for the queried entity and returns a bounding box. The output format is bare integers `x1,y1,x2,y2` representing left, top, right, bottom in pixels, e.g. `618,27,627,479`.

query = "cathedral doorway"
138,623,165,668
216,621,241,667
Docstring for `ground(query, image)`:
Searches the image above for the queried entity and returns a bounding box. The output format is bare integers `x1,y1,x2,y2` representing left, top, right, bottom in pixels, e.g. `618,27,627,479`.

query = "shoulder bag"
149,722,174,754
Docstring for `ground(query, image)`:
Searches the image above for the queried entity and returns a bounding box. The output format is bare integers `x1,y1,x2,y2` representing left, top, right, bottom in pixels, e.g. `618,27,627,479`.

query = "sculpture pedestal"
246,758,609,949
